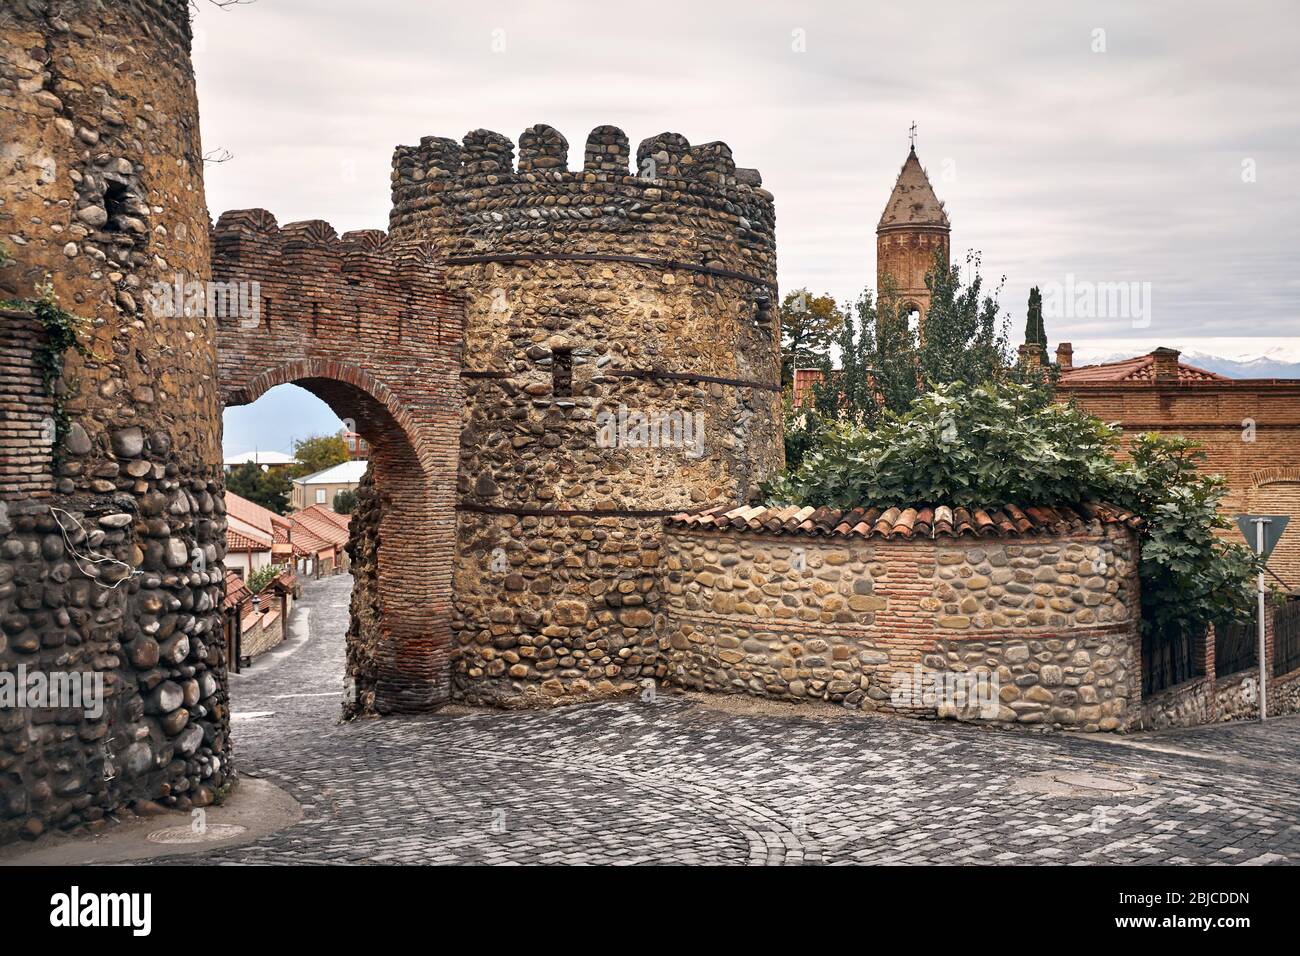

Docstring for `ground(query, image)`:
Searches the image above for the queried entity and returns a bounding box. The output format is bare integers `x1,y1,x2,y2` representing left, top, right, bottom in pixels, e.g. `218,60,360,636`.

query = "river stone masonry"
386,124,783,706
662,504,1143,731
1,0,230,844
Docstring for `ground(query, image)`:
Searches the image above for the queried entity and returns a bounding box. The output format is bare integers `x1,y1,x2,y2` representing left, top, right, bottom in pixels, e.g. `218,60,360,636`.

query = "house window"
316,489,326,504
552,348,573,397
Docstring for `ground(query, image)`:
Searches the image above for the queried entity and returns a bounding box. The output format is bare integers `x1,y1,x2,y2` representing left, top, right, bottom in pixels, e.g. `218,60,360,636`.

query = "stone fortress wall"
384,124,785,705
0,0,231,843
662,505,1144,730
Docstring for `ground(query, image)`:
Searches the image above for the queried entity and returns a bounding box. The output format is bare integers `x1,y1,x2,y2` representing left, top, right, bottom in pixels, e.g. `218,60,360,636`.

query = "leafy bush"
333,488,357,514
246,564,285,595
1108,434,1258,640
764,380,1259,636
766,381,1112,509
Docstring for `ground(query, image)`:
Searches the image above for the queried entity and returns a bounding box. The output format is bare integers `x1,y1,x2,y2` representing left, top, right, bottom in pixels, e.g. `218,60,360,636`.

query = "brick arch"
212,210,465,712
1251,467,1300,488
225,366,451,713
224,358,433,468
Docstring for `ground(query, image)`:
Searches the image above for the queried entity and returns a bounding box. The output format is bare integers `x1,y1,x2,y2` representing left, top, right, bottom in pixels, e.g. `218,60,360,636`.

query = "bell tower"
876,129,950,321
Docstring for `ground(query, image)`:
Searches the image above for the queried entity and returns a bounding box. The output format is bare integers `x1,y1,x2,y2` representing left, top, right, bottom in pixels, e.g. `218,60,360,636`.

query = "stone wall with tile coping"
662,522,1142,730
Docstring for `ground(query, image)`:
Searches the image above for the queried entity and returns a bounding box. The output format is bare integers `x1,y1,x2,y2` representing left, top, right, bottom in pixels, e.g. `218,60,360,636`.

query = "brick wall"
212,211,464,714
1061,380,1300,589
663,523,1143,730
0,310,54,499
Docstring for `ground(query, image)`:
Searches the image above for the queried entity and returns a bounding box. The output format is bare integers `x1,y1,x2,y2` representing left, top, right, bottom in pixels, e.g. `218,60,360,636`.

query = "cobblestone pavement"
157,575,1300,865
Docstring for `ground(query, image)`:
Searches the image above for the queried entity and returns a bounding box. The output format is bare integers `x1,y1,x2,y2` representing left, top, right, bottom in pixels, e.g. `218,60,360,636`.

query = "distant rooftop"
292,459,369,485
877,147,949,231
1058,350,1228,385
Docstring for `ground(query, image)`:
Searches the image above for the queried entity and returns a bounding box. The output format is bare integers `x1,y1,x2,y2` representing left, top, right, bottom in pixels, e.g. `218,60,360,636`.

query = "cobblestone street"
161,575,1300,865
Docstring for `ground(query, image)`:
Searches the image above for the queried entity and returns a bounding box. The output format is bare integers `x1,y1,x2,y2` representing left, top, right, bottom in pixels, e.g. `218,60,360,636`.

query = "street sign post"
1236,514,1290,722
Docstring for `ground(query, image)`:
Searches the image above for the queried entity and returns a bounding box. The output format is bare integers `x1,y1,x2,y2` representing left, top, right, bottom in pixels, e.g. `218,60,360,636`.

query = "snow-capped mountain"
1068,342,1300,379
1179,350,1300,379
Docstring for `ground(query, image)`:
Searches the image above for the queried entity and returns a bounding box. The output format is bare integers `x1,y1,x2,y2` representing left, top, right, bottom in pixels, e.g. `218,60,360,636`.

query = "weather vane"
909,121,917,149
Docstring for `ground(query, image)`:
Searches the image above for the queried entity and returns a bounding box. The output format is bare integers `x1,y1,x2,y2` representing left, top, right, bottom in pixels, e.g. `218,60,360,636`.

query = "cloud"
197,0,1299,387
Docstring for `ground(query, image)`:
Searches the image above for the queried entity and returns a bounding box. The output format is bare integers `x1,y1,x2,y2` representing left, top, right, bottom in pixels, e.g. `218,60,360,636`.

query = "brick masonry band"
462,367,781,391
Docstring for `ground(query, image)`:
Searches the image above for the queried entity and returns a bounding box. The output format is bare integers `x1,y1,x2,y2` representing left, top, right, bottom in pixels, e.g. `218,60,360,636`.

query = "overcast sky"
199,0,1300,454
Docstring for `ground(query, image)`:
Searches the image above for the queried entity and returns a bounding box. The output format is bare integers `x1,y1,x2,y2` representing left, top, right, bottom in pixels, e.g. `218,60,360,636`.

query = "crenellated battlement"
211,208,443,290
211,209,461,410
388,124,775,276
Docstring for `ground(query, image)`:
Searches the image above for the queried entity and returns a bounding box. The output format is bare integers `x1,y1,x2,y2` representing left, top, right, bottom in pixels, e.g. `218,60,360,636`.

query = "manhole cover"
1011,770,1143,799
146,823,247,845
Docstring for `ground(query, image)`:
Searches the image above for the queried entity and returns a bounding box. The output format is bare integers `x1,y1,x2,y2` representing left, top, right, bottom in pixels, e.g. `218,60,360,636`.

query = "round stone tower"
0,0,229,841
388,124,782,705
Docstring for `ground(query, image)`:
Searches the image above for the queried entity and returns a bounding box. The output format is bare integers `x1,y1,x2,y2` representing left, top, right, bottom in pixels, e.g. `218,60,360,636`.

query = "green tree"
1107,434,1258,640
333,488,358,514
1024,285,1046,349
917,251,1013,391
779,288,844,387
291,433,349,478
790,253,1031,435
226,461,291,513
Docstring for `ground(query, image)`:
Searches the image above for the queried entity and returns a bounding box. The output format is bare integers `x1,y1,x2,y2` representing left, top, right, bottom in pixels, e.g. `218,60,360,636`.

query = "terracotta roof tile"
1059,353,1227,385
667,501,1141,539
223,571,252,611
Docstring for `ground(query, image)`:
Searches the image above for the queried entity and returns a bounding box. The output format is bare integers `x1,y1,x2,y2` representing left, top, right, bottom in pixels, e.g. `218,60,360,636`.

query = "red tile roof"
667,502,1141,539
227,513,273,552
226,491,292,535
1059,353,1227,385
288,524,335,558
223,571,252,611
289,505,351,548
792,367,828,408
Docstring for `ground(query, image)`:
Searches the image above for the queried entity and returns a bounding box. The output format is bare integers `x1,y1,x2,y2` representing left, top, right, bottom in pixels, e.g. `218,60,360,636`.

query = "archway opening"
221,373,447,720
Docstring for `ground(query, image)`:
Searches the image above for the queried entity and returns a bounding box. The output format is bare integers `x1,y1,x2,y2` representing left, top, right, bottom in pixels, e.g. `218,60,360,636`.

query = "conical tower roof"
877,147,949,231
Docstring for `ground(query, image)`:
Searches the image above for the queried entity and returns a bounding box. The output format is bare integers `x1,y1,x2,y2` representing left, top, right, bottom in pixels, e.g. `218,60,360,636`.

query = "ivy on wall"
2,279,91,453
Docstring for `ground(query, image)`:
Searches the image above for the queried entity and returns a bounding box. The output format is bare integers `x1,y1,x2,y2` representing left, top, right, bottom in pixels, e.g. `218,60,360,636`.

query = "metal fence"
1214,619,1257,678
1275,598,1300,677
1143,623,1205,695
